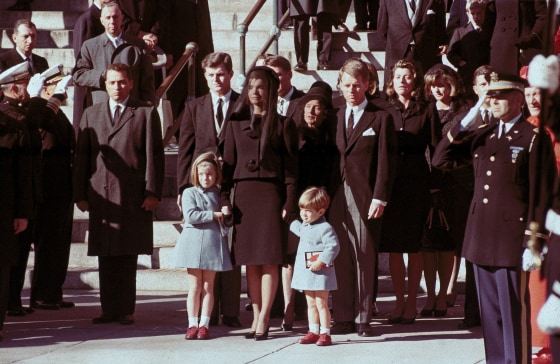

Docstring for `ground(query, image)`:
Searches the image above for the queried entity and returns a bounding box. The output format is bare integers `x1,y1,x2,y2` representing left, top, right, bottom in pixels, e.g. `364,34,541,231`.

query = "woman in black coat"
379,59,441,324
420,64,469,316
221,67,298,340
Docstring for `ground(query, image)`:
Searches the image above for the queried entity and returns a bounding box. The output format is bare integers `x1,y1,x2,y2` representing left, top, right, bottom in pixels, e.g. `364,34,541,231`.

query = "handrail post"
272,0,278,54
238,23,248,91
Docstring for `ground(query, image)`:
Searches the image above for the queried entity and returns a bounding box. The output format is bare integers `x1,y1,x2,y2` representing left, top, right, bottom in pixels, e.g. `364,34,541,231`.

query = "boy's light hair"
466,0,487,10
298,186,330,211
190,151,222,187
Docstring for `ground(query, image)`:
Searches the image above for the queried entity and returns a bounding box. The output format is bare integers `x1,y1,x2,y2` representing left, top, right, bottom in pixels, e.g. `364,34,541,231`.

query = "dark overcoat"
74,97,164,256
176,91,239,193
0,113,32,266
72,33,156,105
433,118,555,267
377,0,446,74
0,49,49,74
379,99,441,252
290,0,339,17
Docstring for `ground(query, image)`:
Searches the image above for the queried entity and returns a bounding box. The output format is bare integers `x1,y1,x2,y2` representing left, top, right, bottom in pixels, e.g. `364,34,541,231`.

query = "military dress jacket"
433,118,555,267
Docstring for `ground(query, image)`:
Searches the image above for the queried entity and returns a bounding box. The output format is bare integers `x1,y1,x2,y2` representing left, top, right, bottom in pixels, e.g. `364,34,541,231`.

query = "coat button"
474,154,478,158
484,184,489,190
486,170,492,176
483,198,488,204
490,156,495,161
519,217,524,222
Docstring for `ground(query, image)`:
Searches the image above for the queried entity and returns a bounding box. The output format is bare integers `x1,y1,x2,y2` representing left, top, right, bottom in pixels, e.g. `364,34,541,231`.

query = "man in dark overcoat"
74,63,164,325
329,58,397,337
377,0,447,74
0,19,48,75
487,0,547,75
432,73,555,364
72,1,155,107
177,52,242,327
0,76,32,341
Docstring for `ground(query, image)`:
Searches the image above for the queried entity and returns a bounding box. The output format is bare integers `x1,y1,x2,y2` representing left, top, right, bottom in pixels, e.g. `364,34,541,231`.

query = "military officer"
432,73,556,364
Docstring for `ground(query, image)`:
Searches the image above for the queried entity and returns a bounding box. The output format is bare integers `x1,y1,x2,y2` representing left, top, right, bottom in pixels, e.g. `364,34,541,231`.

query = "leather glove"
26,73,44,98
521,247,540,271
528,54,560,94
515,33,540,50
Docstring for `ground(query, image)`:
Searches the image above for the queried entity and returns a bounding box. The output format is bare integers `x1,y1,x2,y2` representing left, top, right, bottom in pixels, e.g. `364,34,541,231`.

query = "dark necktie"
499,122,506,139
216,98,224,128
409,0,416,13
112,105,121,126
483,110,490,124
26,57,34,74
346,109,354,139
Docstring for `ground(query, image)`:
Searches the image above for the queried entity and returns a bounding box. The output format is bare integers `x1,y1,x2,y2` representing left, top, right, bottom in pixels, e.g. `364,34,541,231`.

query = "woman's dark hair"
384,59,423,99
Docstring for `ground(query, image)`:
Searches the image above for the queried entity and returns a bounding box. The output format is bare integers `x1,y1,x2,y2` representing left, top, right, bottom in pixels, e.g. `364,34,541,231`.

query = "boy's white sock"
320,327,330,335
199,315,211,329
537,280,560,335
188,317,199,328
309,324,320,334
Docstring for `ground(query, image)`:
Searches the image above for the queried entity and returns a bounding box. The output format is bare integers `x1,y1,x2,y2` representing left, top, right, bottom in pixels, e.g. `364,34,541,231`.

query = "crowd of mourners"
1,0,560,363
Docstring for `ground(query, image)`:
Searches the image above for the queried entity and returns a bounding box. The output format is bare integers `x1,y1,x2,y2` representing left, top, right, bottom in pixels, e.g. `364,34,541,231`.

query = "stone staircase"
0,0,463,293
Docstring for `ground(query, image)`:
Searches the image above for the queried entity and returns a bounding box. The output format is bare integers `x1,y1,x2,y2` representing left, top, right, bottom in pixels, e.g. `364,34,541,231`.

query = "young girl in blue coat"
173,152,232,340
290,187,340,346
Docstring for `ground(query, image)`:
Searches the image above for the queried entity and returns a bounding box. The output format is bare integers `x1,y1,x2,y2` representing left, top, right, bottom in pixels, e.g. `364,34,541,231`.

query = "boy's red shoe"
299,332,320,344
316,333,332,346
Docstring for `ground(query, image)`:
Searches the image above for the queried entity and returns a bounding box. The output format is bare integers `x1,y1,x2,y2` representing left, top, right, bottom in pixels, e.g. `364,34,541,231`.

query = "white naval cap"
0,61,31,85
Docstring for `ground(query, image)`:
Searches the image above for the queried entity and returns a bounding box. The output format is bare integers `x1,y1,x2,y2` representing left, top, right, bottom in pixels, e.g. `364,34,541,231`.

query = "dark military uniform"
0,97,42,314
27,97,75,307
0,111,32,333
433,116,556,364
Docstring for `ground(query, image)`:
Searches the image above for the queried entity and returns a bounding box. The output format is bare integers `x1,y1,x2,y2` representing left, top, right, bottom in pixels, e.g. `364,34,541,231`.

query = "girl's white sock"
188,317,199,328
320,326,330,335
309,324,320,334
199,315,211,329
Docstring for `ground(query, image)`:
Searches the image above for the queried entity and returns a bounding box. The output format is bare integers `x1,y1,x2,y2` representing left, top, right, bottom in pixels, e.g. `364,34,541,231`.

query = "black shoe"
6,308,26,317
330,321,356,335
318,62,331,71
280,323,293,331
119,314,135,325
58,300,75,308
254,328,269,341
294,63,308,72
23,306,34,314
457,319,481,329
357,323,375,337
92,314,118,324
371,303,379,316
7,2,31,11
222,316,241,328
209,316,219,326
244,331,256,339
32,301,60,310
244,303,253,312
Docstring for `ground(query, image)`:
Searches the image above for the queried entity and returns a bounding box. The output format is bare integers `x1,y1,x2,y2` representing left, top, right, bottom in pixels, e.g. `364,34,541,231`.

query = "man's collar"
279,86,295,101
109,96,130,109
211,89,232,103
347,98,368,112
502,113,522,125
15,48,30,60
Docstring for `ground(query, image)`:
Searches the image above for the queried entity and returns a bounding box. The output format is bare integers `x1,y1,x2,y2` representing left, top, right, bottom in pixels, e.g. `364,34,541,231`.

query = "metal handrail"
159,42,199,145
247,10,291,72
238,0,268,82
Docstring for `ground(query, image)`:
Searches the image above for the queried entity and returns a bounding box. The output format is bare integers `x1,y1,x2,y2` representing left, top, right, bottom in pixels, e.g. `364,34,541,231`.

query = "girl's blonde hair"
190,152,222,187
298,186,330,211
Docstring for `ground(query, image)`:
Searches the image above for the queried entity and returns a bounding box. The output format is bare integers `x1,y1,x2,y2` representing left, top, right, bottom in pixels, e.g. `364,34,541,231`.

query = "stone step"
0,28,73,49
0,11,82,30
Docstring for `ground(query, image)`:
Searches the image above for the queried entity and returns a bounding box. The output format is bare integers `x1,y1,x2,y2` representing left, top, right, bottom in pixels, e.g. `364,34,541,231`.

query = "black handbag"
421,207,454,251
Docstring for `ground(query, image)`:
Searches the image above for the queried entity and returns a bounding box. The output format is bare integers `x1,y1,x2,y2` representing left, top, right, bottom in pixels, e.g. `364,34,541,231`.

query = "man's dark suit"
0,49,48,74
433,117,555,363
377,0,446,74
176,90,241,322
73,33,155,106
330,101,397,327
447,23,492,96
74,97,164,318
72,3,105,130
283,88,305,120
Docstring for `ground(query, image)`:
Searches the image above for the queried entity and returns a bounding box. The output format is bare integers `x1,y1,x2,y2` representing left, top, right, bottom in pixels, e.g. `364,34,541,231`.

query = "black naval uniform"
27,97,75,307
0,97,42,313
433,115,556,364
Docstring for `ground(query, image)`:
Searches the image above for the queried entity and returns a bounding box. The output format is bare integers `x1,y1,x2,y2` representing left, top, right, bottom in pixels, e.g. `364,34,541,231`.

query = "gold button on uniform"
486,171,492,176
490,156,496,161
484,185,489,190
483,198,489,204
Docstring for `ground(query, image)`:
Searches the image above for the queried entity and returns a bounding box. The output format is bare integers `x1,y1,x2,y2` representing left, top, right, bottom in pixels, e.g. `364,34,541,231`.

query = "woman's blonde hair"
298,186,330,211
190,151,222,187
